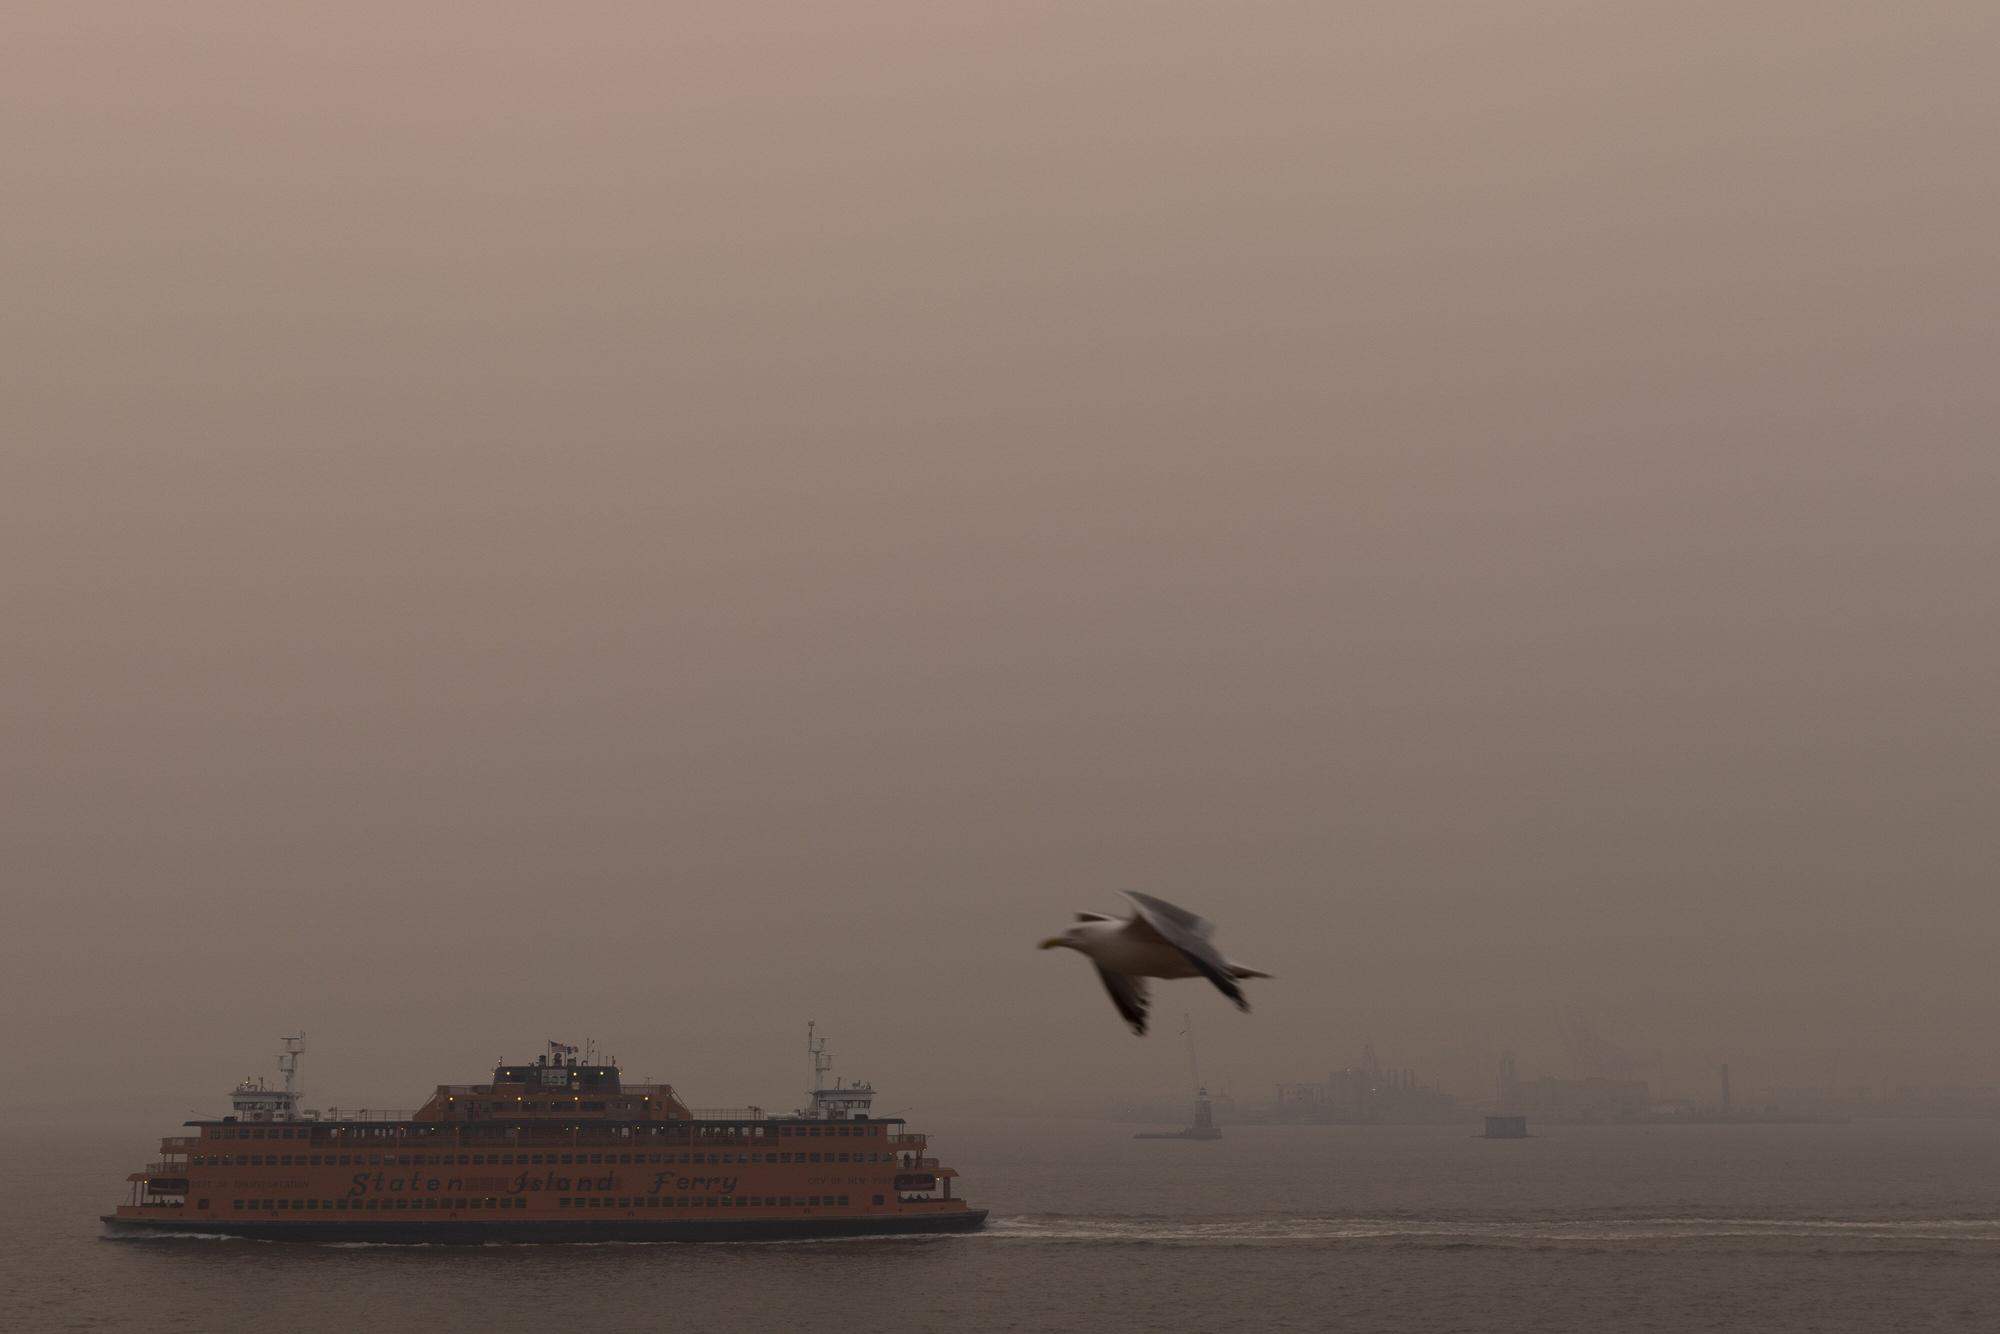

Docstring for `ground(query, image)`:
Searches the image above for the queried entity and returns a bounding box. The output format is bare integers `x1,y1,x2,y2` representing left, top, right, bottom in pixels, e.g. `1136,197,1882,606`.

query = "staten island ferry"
102,1030,985,1243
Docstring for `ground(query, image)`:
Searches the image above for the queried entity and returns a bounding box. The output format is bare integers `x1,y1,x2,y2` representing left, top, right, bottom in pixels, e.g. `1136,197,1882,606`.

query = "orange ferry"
103,1030,986,1243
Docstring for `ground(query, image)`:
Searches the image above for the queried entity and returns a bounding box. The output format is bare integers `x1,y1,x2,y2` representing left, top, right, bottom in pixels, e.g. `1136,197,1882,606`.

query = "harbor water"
9,1117,2000,1332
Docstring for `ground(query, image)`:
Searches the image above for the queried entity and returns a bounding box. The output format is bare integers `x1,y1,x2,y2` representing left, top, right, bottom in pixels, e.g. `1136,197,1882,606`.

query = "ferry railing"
689,1107,766,1120
320,1108,417,1122
158,1137,199,1152
144,1161,191,1178
887,1133,926,1145
898,1157,940,1170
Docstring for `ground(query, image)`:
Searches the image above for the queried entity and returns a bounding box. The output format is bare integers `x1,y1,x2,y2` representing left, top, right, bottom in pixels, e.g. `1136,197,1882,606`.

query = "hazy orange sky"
4,2,1996,1121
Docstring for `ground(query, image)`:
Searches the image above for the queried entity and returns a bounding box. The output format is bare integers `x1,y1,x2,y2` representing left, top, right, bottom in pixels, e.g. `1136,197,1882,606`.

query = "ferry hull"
102,1208,988,1245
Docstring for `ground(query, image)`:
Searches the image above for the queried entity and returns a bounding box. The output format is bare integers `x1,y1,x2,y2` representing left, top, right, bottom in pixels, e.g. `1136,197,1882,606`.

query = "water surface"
12,1118,2000,1331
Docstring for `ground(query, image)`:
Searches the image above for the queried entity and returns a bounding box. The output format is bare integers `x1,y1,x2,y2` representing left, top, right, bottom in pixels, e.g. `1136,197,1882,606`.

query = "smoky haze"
3,2,1996,1124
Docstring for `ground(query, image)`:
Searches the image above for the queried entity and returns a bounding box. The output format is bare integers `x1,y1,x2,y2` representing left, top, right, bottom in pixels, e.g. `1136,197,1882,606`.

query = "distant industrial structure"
1108,1043,2000,1129
1251,1044,1462,1124
1766,1084,2000,1120
1494,1051,1649,1122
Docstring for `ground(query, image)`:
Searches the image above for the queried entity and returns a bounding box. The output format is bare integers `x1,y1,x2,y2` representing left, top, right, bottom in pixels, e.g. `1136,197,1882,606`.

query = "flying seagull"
1039,892,1272,1035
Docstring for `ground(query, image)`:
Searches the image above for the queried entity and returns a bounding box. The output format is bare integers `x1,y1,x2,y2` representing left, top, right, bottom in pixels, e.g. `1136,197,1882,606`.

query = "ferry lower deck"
105,1115,985,1242
108,1035,985,1243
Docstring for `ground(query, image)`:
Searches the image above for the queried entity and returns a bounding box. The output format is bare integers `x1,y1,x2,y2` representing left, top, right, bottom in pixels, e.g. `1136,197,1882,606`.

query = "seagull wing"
1093,965,1151,1035
1121,891,1248,1011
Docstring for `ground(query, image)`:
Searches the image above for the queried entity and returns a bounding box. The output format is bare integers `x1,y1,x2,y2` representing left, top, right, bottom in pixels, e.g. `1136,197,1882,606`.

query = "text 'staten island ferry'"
102,1028,986,1243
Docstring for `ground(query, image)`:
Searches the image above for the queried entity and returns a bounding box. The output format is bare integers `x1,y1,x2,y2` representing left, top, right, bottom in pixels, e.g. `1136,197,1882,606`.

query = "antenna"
278,1034,305,1104
808,1021,832,1096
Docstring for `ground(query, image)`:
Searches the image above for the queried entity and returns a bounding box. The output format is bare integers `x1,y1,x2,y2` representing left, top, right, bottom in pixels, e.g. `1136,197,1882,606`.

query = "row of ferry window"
209,1123,887,1141
197,1150,897,1168
221,1195,865,1212
556,1195,856,1209
228,1198,527,1212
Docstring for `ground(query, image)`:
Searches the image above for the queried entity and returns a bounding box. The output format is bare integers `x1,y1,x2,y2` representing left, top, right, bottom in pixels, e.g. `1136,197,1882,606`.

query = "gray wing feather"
1092,965,1151,1035
1122,891,1248,1011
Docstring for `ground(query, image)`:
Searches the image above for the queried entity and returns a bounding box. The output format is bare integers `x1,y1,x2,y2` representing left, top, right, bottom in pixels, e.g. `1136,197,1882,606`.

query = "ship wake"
982,1213,2000,1251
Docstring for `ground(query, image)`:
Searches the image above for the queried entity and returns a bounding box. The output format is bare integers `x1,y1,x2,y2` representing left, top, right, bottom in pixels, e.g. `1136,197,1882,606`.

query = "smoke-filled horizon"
4,2,1996,1125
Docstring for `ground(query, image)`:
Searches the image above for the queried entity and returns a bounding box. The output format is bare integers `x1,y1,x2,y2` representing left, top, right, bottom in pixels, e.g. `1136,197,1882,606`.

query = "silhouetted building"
1263,1044,1462,1124
1511,1075,1649,1121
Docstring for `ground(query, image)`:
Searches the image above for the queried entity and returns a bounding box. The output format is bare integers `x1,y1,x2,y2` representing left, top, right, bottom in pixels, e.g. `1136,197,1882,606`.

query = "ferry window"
588,1154,602,1164
560,1155,573,1165
808,1196,820,1206
838,1153,849,1163
338,1155,350,1166
457,1155,469,1165
618,1197,631,1207
308,1155,321,1166
261,1199,275,1210
395,1199,409,1210
809,1127,822,1137
501,1155,515,1165
231,1199,243,1209
336,1201,348,1210
872,1195,884,1205
472,1155,484,1165
306,1200,318,1210
809,1153,821,1163
558,1199,570,1208
839,1195,849,1205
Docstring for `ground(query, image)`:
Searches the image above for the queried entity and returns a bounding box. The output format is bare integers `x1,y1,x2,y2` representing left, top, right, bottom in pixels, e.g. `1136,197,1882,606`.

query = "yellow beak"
1038,937,1067,949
